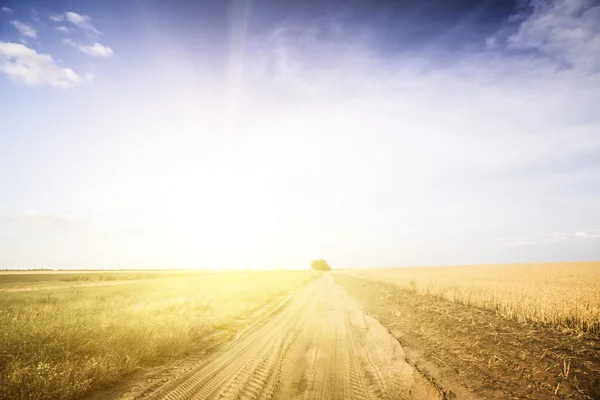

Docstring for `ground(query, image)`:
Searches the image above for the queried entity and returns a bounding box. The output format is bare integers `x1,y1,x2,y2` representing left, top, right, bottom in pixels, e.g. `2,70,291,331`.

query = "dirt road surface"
140,274,444,400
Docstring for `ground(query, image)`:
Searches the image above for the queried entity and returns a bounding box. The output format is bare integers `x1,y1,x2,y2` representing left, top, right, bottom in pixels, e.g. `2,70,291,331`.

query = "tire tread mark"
143,280,321,400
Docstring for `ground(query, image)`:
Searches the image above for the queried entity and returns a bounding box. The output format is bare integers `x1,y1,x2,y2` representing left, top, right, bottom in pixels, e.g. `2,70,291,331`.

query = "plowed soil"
333,273,600,400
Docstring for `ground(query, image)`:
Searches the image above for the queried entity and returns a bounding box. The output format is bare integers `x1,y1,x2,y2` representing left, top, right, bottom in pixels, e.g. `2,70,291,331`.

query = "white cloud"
507,0,600,73
1,6,13,13
0,41,84,87
63,39,114,57
9,20,37,39
56,25,71,33
65,11,100,33
78,42,114,57
50,11,101,35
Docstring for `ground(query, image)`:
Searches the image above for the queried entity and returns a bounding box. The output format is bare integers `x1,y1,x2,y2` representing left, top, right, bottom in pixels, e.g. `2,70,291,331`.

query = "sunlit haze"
1,0,599,270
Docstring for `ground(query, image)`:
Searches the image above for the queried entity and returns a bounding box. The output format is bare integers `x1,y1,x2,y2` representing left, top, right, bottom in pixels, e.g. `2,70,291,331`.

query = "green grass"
0,270,316,400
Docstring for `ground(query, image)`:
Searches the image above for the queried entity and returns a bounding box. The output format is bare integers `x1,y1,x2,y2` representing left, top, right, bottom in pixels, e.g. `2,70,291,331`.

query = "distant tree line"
310,259,331,271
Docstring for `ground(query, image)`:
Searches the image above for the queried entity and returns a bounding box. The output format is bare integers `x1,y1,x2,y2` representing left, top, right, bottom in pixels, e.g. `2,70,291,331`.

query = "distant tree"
310,259,332,271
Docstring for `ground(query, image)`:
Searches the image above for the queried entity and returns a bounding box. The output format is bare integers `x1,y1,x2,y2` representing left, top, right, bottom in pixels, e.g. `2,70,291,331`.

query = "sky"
0,0,599,270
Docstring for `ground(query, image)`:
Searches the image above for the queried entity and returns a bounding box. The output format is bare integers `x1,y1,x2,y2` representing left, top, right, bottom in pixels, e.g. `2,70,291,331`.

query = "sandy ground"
126,273,443,400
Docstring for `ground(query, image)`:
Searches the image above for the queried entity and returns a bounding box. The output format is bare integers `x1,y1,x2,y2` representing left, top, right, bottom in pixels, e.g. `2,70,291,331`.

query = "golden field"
0,270,316,400
339,262,600,335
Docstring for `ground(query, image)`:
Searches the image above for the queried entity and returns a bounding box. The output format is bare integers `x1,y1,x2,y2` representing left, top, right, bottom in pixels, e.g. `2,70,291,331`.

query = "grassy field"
340,262,600,335
0,270,201,284
0,270,316,400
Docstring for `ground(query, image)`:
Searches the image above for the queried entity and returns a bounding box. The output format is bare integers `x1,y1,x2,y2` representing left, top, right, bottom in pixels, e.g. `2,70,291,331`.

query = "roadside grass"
339,262,600,335
0,270,316,400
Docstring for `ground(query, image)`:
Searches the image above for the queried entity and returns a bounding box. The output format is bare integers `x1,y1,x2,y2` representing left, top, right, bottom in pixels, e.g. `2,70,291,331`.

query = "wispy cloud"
49,13,63,22
503,0,600,73
63,38,114,57
22,210,82,225
0,210,84,226
9,20,37,39
56,25,71,33
573,230,600,239
236,0,600,265
49,11,101,35
0,41,84,87
0,7,13,14
496,230,600,246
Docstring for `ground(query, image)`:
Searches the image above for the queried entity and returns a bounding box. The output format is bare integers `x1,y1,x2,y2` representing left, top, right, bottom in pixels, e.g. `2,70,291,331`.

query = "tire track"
137,274,446,400
346,315,375,400
143,283,318,400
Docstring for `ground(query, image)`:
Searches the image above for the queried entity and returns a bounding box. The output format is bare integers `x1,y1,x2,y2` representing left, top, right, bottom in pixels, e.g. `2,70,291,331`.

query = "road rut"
141,274,444,400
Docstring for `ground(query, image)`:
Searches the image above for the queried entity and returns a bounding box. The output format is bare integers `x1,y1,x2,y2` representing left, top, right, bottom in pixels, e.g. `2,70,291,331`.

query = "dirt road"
141,273,444,400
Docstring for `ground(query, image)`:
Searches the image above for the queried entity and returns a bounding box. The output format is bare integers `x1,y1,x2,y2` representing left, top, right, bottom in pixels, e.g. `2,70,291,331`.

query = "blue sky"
1,0,599,270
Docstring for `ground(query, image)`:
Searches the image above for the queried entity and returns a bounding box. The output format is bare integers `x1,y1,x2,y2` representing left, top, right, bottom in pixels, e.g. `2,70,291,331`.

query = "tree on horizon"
310,259,331,271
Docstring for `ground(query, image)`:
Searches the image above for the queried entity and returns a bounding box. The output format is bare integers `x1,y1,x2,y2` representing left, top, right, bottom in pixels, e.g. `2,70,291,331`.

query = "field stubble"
342,262,600,335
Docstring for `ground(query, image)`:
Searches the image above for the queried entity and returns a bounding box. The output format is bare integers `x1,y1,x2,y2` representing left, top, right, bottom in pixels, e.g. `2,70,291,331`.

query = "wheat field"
340,262,600,335
0,270,315,400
